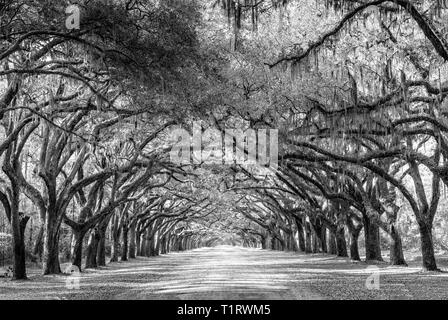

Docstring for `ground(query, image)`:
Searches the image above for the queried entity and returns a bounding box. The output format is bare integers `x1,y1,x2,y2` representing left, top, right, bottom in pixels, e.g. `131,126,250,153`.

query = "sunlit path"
115,245,324,300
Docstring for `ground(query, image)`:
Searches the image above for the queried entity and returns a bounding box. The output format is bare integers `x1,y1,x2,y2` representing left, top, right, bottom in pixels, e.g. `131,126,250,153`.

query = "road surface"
2,245,448,299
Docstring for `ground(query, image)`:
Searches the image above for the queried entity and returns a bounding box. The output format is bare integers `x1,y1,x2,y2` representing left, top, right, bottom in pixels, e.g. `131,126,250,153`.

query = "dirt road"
2,245,448,300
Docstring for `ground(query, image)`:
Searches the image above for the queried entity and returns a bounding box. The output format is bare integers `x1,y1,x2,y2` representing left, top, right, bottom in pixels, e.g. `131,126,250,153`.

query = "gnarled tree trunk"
12,212,30,280
121,222,129,261
96,220,108,267
418,220,438,271
295,219,306,252
335,225,348,257
32,223,44,262
346,217,362,261
304,221,312,253
42,211,62,275
389,224,406,265
129,221,136,259
328,229,337,255
71,228,88,271
348,228,361,261
85,229,100,269
363,215,383,261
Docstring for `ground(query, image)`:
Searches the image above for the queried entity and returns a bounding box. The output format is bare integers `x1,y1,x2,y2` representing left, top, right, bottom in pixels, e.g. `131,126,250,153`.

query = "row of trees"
0,0,230,279
201,0,448,271
2,0,448,281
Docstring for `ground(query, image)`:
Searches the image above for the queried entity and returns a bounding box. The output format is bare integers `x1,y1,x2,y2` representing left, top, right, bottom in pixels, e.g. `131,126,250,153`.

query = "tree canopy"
2,0,448,280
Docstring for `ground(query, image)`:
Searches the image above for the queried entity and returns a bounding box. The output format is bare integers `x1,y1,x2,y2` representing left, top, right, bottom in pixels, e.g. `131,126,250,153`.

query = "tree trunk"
171,237,176,251
32,224,44,262
12,213,29,280
349,229,361,261
260,235,267,249
387,224,407,265
177,237,183,251
160,236,167,254
312,231,319,253
270,235,276,250
4,155,29,280
71,228,87,271
96,221,108,267
335,225,348,257
154,233,160,256
141,231,148,255
295,220,306,252
321,226,328,253
129,222,136,259
311,219,324,253
289,232,299,251
136,230,143,256
173,236,182,251
364,216,383,261
346,218,361,261
304,221,312,253
418,221,438,271
42,212,61,275
145,229,152,256
164,236,169,253
166,236,171,253
149,236,157,256
264,234,271,249
121,223,129,261
110,224,120,263
328,229,337,255
85,229,100,269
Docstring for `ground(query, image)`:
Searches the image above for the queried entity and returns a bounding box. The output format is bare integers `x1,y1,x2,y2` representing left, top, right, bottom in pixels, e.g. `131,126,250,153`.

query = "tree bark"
12,213,29,280
85,229,100,269
312,231,319,253
42,212,61,275
71,228,88,271
110,216,121,263
349,229,361,261
335,225,348,257
270,235,275,250
154,232,160,256
321,226,328,253
32,224,44,262
260,235,267,249
166,236,171,253
289,231,299,251
363,215,383,261
137,231,143,256
145,229,152,256
129,221,136,259
304,221,312,253
418,221,438,271
389,224,407,266
346,217,362,261
160,236,167,254
311,218,325,253
121,223,129,261
295,220,306,252
328,229,337,255
139,231,146,255
96,221,108,267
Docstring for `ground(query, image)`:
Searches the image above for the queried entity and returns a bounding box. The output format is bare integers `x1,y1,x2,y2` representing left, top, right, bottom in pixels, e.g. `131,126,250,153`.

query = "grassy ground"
1,246,448,300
